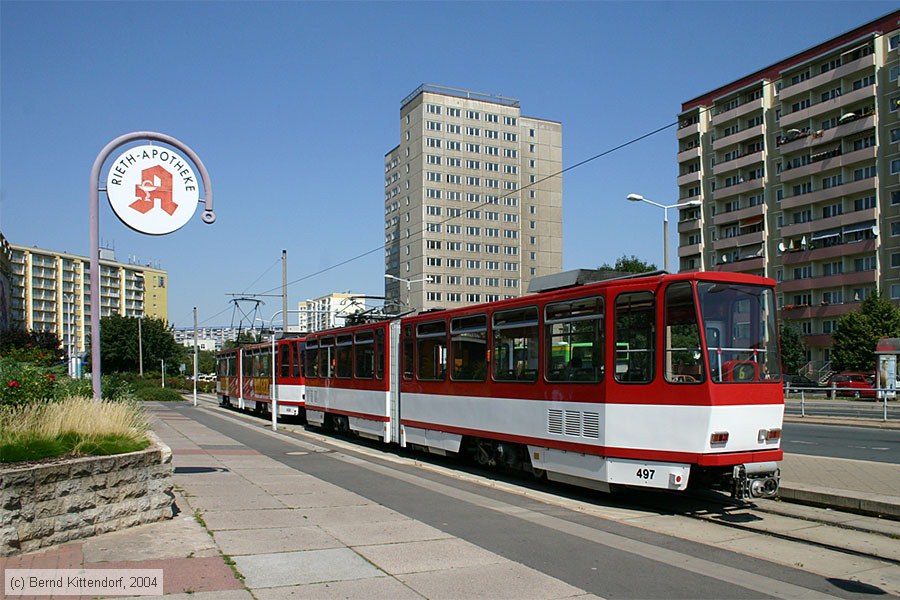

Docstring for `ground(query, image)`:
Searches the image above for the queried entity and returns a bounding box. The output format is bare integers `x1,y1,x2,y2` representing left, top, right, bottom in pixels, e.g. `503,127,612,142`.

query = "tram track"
180,394,900,569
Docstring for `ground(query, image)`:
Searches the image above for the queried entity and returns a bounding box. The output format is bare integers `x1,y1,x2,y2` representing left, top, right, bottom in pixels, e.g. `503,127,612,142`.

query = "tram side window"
664,283,704,383
493,307,539,382
304,342,319,378
292,342,302,378
319,337,335,378
546,296,604,383
615,292,655,383
450,314,487,381
355,331,375,379
335,334,353,378
375,328,385,380
402,326,414,381
279,344,291,378
417,321,447,381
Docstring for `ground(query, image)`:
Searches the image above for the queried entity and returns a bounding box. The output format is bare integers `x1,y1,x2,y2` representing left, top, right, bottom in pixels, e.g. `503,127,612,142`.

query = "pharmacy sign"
106,145,200,235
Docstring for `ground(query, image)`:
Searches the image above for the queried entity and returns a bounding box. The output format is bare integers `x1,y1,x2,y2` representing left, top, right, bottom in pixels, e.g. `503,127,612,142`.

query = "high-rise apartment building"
7,242,168,355
676,11,900,375
384,84,562,313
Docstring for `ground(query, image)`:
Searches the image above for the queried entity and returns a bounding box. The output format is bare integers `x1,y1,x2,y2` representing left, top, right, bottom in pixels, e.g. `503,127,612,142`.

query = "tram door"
389,320,403,446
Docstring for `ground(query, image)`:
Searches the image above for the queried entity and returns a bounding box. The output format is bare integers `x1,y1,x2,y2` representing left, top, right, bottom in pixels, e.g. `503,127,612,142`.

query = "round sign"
106,144,200,235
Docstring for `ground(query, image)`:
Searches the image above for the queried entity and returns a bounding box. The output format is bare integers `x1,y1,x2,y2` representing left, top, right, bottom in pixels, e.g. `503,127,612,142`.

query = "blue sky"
1,1,894,330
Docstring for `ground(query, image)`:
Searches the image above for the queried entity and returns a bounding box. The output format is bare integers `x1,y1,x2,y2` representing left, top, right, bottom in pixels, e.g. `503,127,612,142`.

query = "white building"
298,293,367,333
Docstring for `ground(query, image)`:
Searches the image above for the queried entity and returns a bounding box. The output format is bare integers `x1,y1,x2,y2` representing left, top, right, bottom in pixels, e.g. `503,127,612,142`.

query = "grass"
0,396,150,464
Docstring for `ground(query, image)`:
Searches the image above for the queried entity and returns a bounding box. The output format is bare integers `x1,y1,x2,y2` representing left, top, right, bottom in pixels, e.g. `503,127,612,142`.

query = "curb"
779,483,900,521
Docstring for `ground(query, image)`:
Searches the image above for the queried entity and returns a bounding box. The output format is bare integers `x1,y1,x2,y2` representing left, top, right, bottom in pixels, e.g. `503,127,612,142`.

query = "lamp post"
384,274,433,313
626,193,702,273
64,294,75,378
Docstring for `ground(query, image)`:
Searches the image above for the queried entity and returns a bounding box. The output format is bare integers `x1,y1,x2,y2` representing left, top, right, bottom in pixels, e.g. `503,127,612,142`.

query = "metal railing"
783,384,897,421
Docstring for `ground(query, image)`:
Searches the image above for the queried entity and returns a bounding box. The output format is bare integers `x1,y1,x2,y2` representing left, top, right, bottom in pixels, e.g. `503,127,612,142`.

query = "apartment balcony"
780,237,876,265
780,301,862,321
677,122,701,140
677,243,702,258
711,149,764,176
779,269,876,293
777,115,875,154
677,217,702,233
780,177,876,210
800,334,836,349
713,230,764,252
713,176,765,200
677,145,702,163
779,146,876,183
780,208,877,239
713,203,765,226
714,256,765,273
677,170,702,186
710,97,765,127
780,86,876,128
711,124,764,149
778,53,876,101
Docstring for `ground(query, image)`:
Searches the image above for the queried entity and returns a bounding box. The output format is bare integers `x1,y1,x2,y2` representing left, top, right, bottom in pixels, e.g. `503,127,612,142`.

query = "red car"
830,373,876,399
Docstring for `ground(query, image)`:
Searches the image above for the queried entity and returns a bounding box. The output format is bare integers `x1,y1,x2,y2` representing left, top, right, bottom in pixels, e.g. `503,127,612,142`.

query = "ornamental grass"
0,396,150,464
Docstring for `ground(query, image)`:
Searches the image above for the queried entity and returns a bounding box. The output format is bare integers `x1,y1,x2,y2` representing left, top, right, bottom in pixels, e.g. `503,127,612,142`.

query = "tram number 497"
636,468,655,480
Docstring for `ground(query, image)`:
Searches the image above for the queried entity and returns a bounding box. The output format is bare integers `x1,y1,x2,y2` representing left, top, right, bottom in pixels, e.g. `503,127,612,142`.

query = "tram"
216,338,305,417
295,270,783,499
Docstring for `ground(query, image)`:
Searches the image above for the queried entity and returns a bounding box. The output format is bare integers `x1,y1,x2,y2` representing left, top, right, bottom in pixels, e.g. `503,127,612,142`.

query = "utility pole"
193,306,198,407
138,317,143,377
282,249,288,334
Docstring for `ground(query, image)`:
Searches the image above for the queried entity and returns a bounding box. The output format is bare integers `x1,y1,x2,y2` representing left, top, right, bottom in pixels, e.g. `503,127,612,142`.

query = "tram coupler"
732,462,780,500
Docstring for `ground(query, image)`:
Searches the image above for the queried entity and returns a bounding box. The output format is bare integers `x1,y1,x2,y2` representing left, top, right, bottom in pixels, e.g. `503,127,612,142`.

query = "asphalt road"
782,422,899,463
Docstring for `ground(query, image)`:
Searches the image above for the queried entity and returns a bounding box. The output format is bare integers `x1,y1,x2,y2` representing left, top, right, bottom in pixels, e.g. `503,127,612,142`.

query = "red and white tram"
216,338,306,418
296,271,783,499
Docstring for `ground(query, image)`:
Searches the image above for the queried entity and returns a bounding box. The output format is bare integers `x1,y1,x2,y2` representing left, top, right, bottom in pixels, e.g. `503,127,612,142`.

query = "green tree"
832,292,900,372
779,321,806,375
598,255,657,274
95,315,187,373
198,349,216,373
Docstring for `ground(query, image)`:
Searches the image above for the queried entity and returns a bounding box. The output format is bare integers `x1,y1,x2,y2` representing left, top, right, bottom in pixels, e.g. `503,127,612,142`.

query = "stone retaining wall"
0,432,174,556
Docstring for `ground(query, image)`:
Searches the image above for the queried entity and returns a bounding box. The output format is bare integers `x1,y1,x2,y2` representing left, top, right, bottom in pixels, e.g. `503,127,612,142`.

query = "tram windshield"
697,282,781,383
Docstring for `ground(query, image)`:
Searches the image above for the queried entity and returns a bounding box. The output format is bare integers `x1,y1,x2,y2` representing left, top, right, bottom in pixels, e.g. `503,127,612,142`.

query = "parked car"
783,374,819,388
828,373,876,399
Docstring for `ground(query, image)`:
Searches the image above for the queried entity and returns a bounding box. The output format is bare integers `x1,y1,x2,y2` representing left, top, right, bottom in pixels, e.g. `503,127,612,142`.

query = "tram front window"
697,282,781,383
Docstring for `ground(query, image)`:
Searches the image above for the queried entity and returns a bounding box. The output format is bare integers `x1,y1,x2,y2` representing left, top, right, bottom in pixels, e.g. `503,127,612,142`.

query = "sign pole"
90,132,215,401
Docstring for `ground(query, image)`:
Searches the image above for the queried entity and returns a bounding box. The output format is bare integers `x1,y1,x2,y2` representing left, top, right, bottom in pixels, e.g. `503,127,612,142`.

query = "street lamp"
64,293,75,379
626,193,702,273
384,274,433,312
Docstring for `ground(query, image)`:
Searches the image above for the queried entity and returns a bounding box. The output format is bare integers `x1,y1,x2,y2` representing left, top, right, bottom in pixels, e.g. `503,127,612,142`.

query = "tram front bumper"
733,461,780,499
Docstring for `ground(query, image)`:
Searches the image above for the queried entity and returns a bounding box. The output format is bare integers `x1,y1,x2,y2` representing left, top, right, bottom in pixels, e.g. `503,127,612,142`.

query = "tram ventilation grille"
548,409,600,439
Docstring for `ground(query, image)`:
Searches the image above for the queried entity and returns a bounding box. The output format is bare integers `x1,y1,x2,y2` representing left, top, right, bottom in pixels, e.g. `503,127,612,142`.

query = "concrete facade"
384,84,563,313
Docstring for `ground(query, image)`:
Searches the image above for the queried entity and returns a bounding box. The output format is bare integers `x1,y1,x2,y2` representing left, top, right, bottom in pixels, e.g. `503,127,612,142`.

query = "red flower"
45,374,56,382
7,380,19,389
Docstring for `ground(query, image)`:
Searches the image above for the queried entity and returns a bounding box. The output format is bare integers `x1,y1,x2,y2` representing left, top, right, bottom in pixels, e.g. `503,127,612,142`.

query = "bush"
0,358,58,407
134,387,184,402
